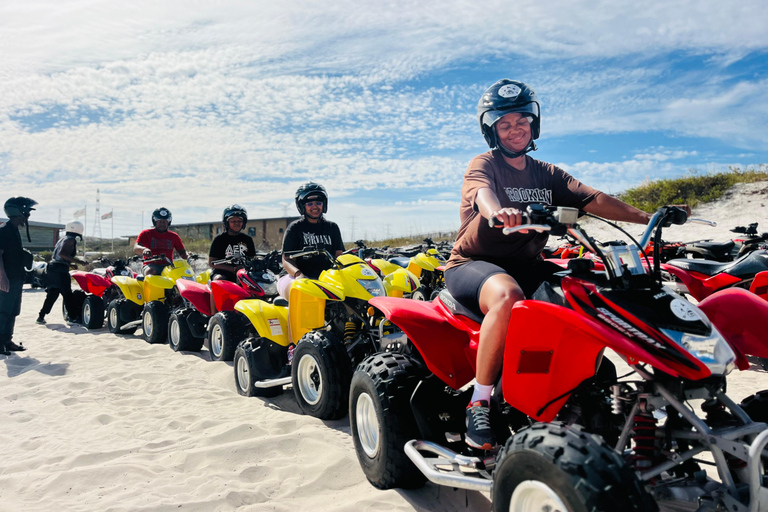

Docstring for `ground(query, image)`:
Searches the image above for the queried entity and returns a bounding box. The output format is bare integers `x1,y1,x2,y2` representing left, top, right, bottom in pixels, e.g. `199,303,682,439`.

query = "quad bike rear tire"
142,301,169,344
169,310,203,352
233,340,284,398
291,330,352,420
410,286,428,301
207,311,244,362
492,422,658,512
350,352,426,489
107,299,138,335
82,294,105,329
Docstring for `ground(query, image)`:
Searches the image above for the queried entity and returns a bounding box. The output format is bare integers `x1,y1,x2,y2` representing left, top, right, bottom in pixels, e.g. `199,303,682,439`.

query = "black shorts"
445,259,561,317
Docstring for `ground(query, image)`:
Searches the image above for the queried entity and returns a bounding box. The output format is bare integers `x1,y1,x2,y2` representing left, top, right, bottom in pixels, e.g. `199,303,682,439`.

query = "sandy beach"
2,181,768,512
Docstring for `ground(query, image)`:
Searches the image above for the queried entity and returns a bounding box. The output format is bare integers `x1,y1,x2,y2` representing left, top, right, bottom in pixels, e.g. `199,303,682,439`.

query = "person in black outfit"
208,205,256,314
0,197,37,355
278,182,344,298
36,221,87,325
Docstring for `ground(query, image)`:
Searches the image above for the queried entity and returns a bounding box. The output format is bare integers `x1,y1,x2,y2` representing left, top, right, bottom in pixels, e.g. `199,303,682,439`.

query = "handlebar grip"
502,224,551,235
489,216,503,228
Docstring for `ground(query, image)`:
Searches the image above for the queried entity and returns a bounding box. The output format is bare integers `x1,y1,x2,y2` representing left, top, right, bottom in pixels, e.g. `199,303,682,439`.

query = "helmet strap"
497,139,537,160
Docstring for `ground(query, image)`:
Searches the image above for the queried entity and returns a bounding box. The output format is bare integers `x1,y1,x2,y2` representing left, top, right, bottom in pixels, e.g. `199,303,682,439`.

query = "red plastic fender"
749,271,768,301
698,287,768,370
71,271,111,297
369,297,477,390
176,280,212,317
210,280,251,312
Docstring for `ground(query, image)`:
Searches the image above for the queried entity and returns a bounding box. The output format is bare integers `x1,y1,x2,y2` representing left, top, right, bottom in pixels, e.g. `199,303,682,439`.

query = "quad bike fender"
142,275,175,302
111,276,144,306
196,269,211,285
749,270,768,301
211,280,251,312
698,287,768,369
320,264,383,301
412,252,439,272
176,279,212,317
161,259,195,281
71,271,111,296
369,258,401,277
661,264,740,301
383,268,420,297
287,280,334,345
502,301,609,423
369,297,476,390
234,299,290,346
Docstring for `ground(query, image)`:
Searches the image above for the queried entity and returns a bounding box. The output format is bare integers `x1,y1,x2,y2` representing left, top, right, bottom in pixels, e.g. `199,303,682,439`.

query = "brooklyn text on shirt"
302,233,334,246
504,187,553,205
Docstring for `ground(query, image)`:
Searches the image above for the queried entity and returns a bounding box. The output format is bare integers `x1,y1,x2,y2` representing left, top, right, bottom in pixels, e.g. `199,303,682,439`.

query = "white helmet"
65,221,84,236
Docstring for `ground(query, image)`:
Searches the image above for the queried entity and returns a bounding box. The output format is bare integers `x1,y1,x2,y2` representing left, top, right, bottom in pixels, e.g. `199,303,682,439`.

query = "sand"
2,181,767,512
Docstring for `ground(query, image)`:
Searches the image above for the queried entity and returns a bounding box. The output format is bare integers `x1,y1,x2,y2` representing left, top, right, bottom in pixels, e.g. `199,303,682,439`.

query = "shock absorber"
344,318,359,343
632,411,657,470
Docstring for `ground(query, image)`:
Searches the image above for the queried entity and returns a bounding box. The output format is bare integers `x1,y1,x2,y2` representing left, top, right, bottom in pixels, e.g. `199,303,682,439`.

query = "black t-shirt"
209,232,256,260
282,218,344,279
0,221,25,280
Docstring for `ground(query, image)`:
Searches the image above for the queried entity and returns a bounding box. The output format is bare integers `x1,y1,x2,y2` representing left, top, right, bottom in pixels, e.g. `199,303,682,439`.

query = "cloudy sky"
2,0,767,241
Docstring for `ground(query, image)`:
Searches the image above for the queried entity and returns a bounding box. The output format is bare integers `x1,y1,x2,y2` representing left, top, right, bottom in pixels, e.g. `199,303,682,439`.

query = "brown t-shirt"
447,151,599,269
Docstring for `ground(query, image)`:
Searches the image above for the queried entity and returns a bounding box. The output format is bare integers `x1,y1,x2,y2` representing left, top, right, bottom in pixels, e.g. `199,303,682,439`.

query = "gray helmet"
477,79,540,158
295,182,328,215
4,197,37,219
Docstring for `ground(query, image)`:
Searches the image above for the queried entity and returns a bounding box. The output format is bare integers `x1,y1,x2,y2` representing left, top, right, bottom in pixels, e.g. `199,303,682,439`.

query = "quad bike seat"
437,289,484,325
665,258,735,277
684,240,735,262
389,257,411,268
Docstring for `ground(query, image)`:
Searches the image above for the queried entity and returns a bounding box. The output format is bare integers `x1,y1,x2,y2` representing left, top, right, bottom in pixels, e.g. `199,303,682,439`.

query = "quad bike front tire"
107,299,138,335
63,289,87,323
168,310,203,352
410,286,428,301
142,301,169,344
233,340,284,398
492,422,658,512
350,352,426,489
207,311,244,362
740,390,768,424
291,330,352,420
82,294,105,329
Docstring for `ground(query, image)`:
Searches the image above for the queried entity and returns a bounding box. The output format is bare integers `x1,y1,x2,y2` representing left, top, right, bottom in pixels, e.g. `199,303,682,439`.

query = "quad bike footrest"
404,440,492,492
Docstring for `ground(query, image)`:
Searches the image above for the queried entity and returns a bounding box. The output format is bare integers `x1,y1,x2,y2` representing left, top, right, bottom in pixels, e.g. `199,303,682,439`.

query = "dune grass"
617,165,768,212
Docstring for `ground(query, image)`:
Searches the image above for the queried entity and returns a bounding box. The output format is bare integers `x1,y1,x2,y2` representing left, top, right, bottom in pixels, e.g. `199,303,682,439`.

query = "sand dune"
2,181,768,512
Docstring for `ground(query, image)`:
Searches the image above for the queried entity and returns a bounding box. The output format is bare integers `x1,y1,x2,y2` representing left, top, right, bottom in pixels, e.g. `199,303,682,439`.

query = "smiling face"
495,112,532,153
303,195,324,221
226,216,244,233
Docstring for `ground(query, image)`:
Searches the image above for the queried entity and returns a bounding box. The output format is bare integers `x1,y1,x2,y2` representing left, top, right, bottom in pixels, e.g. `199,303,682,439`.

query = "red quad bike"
349,204,768,512
683,223,768,262
169,253,280,356
67,257,138,329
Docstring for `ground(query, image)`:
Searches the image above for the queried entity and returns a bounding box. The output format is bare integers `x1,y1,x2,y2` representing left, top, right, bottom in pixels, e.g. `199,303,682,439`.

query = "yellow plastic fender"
287,277,344,344
369,258,402,277
161,259,196,281
196,269,211,284
383,268,420,298
112,276,144,306
234,299,290,346
143,275,175,303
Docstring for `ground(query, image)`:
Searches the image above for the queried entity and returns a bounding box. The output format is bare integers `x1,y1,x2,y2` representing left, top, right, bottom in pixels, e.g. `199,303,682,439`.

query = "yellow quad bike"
230,247,418,419
377,243,446,301
107,255,205,342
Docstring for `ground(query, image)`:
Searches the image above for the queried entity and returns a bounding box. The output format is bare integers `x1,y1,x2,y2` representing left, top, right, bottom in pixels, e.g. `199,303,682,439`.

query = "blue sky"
1,1,767,241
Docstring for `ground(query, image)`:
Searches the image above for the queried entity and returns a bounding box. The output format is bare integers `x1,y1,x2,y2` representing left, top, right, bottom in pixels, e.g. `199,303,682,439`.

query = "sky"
1,0,767,242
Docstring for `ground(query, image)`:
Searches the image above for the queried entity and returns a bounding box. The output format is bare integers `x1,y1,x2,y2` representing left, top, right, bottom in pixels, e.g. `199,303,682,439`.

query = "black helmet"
223,204,248,229
477,79,540,158
152,207,172,226
295,182,328,215
4,197,37,219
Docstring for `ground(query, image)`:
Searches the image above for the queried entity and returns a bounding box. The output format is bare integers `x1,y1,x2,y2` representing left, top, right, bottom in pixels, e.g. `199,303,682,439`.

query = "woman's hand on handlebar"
489,208,528,233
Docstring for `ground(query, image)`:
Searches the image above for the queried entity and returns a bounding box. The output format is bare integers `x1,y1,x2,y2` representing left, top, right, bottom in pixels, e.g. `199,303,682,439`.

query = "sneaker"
6,341,26,352
36,315,46,325
465,400,497,450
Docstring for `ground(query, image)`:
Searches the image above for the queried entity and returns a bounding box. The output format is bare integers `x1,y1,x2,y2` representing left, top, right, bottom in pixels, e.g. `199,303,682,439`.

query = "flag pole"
83,205,87,253
111,211,114,252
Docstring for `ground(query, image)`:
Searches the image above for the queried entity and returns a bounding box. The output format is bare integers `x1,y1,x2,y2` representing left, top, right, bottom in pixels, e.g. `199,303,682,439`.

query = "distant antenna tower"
93,189,103,239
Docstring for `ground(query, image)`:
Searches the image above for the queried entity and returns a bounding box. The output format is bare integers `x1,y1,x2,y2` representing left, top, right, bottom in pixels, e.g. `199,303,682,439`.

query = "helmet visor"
482,101,539,127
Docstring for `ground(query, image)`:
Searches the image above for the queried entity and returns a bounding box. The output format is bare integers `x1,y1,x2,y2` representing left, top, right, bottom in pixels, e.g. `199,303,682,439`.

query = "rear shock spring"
632,412,657,470
344,319,359,343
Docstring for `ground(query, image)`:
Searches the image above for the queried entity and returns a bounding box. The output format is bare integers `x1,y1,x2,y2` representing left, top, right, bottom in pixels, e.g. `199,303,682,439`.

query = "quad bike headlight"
661,327,735,376
358,278,385,297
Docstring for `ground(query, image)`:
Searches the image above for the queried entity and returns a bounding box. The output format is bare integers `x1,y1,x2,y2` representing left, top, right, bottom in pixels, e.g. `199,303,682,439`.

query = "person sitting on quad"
133,207,188,275
278,182,344,298
208,204,255,313
445,79,689,450
36,221,87,325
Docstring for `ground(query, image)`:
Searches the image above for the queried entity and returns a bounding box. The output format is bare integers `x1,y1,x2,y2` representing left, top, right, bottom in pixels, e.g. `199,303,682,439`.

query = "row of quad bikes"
64,210,768,512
